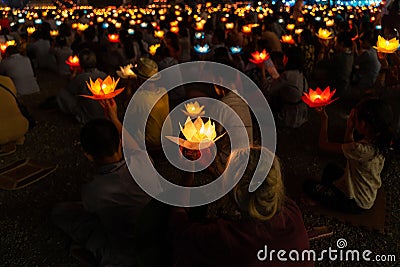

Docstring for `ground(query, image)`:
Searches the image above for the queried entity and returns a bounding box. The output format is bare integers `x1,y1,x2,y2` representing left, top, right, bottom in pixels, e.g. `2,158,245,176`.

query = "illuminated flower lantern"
154,30,164,39
281,35,295,45
373,35,399,53
316,28,333,40
97,17,104,23
295,29,304,35
170,26,179,34
81,76,124,100
249,49,270,64
116,64,137,79
50,30,59,37
286,24,295,31
182,101,205,117
301,87,338,108
149,43,160,56
166,117,224,150
242,25,252,35
108,34,120,43
0,43,8,54
225,22,234,30
6,40,15,47
71,23,78,29
230,46,242,54
77,23,89,32
297,17,304,23
195,22,204,31
195,32,204,40
65,55,80,68
194,44,210,54
27,26,36,36
326,19,334,27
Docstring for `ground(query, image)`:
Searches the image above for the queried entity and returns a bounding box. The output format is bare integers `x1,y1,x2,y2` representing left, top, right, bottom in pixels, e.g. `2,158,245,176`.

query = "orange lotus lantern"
242,25,252,34
170,26,179,34
154,30,164,38
116,64,137,79
182,101,205,117
326,19,334,27
286,24,295,30
195,22,204,31
77,23,89,32
149,43,161,56
295,29,304,35
0,43,8,54
81,76,124,100
166,116,224,150
297,17,304,23
316,28,333,40
373,35,399,53
301,87,338,108
281,35,295,45
27,26,36,35
225,22,234,30
108,33,120,43
71,23,78,29
50,29,59,37
249,49,270,64
65,55,80,68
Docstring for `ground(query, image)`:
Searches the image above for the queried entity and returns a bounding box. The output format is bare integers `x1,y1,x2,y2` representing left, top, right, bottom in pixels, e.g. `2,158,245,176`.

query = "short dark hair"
80,119,120,160
284,47,304,71
336,32,353,48
78,48,97,69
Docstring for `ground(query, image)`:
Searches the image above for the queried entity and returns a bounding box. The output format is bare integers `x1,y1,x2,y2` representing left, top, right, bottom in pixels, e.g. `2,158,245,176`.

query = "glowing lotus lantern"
81,76,124,100
166,117,224,150
182,101,205,117
6,40,15,47
373,36,399,54
286,24,295,30
116,64,137,79
281,35,295,45
170,26,179,34
195,32,204,39
50,29,59,37
295,29,304,35
0,43,8,54
149,43,160,56
249,49,270,64
326,19,334,27
77,23,89,32
301,87,338,108
97,17,104,23
71,23,78,29
154,30,164,39
242,25,252,34
230,46,242,54
225,22,234,30
108,34,120,43
316,28,333,40
65,55,80,68
195,22,204,31
27,26,36,35
194,44,210,54
297,17,304,23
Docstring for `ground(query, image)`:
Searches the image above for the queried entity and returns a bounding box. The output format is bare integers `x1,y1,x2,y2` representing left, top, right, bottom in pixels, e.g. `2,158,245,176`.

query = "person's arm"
316,107,343,154
344,108,356,143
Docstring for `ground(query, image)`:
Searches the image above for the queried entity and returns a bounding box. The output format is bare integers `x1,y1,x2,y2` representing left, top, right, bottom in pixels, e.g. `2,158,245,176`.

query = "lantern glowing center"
182,101,205,117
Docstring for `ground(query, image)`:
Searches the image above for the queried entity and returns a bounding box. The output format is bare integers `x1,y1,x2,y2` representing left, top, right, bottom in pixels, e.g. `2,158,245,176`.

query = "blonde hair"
232,147,285,221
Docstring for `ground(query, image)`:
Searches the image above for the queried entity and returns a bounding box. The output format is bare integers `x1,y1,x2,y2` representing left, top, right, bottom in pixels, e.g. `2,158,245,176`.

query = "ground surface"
0,70,399,266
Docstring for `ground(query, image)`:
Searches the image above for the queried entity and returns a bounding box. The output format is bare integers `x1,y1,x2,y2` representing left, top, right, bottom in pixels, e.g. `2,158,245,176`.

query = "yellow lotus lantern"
50,29,59,37
373,35,399,54
195,22,204,31
281,35,295,45
27,26,36,35
297,17,304,23
81,76,124,100
6,40,15,47
149,43,160,56
225,22,234,30
97,17,104,23
295,29,304,35
166,117,223,150
77,23,89,32
316,28,333,40
154,30,164,39
116,64,137,79
242,25,252,34
286,24,295,30
182,101,205,117
326,19,334,27
170,26,179,34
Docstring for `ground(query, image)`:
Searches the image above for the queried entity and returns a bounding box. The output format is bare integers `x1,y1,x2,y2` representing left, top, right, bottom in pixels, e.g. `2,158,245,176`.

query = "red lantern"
301,87,338,108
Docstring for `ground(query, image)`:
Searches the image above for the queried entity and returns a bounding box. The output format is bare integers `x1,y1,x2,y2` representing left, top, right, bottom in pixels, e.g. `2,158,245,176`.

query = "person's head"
299,28,313,45
5,45,19,57
230,147,285,221
80,119,122,164
55,36,67,47
212,28,226,45
359,31,375,49
335,31,353,51
83,26,96,42
134,57,159,82
78,48,97,70
283,46,304,71
354,98,395,154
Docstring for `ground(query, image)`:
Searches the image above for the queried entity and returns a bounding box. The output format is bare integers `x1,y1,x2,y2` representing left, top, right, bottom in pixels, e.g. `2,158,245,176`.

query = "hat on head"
134,57,160,81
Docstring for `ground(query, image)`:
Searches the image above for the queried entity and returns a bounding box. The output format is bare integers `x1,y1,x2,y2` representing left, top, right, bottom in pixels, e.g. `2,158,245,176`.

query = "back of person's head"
300,28,314,45
83,26,96,42
56,36,67,47
78,48,97,70
356,97,395,154
232,147,285,221
359,30,376,48
213,46,230,62
213,28,226,44
80,119,120,161
336,31,353,48
6,45,18,56
284,46,304,71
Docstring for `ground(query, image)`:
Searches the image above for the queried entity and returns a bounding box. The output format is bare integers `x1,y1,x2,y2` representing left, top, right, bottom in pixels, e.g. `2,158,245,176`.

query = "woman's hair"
232,147,285,221
78,48,97,69
355,97,395,154
284,46,304,72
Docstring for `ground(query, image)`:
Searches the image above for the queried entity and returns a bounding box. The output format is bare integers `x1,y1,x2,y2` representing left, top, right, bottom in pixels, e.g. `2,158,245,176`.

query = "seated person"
266,47,308,128
57,48,106,124
0,45,40,95
52,118,154,266
0,75,29,155
168,147,313,267
304,98,395,213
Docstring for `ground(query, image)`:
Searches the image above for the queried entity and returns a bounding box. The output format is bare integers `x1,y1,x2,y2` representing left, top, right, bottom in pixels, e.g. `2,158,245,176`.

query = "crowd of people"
0,1,399,266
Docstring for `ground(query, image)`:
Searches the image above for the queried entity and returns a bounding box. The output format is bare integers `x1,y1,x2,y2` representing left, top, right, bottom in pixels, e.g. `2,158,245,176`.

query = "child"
304,98,395,213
